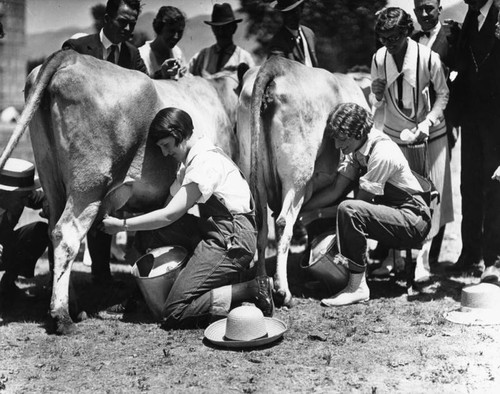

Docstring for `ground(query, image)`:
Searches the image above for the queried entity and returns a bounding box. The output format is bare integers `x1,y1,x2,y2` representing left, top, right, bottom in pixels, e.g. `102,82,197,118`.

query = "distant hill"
26,10,259,63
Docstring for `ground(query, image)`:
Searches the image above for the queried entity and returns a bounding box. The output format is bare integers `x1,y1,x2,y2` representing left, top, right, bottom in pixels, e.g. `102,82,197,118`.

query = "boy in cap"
0,158,49,298
188,3,254,76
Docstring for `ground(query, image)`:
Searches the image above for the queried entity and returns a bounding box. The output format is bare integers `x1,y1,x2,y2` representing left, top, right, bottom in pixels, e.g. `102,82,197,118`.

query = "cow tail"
0,50,70,169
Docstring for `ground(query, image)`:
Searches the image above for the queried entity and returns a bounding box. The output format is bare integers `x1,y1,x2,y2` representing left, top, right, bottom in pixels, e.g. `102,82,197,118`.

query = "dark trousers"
0,221,49,278
460,116,500,267
337,200,430,273
135,213,256,328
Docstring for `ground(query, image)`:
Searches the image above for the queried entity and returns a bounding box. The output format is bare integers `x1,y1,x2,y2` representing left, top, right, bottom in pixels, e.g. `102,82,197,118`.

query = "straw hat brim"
204,19,243,26
445,307,500,326
0,177,40,192
271,0,305,12
204,317,287,348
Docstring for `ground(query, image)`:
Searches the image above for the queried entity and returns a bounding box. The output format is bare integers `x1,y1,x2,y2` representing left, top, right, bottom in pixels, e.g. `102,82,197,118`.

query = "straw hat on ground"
445,283,500,325
204,305,287,348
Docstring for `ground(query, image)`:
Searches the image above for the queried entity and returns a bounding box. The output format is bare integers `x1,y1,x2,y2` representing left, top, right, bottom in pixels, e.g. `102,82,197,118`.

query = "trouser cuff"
211,285,231,317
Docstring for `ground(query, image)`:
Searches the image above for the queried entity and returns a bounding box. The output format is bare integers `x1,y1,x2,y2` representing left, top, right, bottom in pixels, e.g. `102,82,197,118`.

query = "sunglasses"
378,33,404,44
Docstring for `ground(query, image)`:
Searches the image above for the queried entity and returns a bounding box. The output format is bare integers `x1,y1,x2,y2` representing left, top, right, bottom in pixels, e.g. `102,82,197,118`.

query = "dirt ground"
1,129,500,393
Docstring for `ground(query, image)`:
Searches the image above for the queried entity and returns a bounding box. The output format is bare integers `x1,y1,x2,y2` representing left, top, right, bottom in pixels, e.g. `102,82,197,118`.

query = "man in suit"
446,0,500,279
63,0,147,74
62,0,147,285
268,0,318,67
411,0,459,268
188,3,254,76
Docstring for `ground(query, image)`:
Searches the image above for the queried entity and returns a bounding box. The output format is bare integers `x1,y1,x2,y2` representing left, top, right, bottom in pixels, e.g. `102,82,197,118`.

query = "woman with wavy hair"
370,7,453,280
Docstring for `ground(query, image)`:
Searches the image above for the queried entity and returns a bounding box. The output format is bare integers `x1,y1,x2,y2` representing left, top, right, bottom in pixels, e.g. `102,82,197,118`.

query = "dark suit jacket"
62,33,147,74
268,25,318,67
412,24,458,70
451,5,500,122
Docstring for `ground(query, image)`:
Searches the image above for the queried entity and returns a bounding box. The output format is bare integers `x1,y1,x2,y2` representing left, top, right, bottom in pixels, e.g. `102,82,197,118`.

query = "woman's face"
157,136,188,162
160,21,185,48
378,29,408,55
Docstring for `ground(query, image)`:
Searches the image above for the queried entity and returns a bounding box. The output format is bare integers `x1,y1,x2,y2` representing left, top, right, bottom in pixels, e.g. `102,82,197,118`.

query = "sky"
26,0,241,34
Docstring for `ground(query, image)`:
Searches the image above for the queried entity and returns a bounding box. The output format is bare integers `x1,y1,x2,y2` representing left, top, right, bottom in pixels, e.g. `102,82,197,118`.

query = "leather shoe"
446,255,481,274
254,276,274,317
0,282,35,299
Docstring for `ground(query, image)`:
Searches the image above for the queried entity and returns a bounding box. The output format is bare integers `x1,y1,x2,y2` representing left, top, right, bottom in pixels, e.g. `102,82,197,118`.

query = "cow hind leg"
50,200,100,335
273,189,305,307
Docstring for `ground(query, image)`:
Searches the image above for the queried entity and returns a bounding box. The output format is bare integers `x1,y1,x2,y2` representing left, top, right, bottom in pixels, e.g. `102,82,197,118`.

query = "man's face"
104,1,139,44
414,0,441,31
211,23,237,47
464,0,488,11
282,6,302,30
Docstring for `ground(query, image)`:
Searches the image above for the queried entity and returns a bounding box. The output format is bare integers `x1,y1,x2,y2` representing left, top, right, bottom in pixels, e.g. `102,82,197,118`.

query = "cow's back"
153,75,236,159
28,53,167,215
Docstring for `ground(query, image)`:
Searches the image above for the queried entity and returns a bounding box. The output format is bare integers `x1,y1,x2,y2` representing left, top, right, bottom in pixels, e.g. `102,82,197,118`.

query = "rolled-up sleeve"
359,140,399,196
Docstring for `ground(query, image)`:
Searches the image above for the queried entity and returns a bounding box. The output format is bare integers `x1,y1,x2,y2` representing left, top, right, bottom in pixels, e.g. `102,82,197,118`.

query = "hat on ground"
445,283,500,325
300,232,349,295
204,305,287,348
0,158,40,192
271,0,305,12
204,3,242,26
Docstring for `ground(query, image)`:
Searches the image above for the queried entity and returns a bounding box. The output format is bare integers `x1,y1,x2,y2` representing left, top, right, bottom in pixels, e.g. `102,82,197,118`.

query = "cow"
0,49,236,335
237,56,369,307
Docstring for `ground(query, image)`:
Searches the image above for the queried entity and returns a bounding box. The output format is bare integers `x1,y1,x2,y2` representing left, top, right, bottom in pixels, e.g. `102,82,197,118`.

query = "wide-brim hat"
204,305,287,348
204,3,242,26
0,158,40,192
300,232,350,295
271,0,305,12
445,283,500,325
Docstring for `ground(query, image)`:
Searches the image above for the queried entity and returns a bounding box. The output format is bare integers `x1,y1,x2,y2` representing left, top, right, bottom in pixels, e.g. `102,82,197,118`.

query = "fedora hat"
204,3,242,26
300,232,349,295
271,0,305,12
204,305,287,348
445,283,500,325
0,158,40,192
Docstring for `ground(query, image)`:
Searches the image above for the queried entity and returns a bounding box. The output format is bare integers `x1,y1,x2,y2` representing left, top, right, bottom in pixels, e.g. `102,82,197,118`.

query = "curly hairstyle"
149,107,194,146
152,6,186,36
326,103,373,141
375,7,414,36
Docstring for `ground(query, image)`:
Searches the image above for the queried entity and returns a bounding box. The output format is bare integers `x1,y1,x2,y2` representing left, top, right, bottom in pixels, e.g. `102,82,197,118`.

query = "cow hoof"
273,289,294,308
50,313,77,336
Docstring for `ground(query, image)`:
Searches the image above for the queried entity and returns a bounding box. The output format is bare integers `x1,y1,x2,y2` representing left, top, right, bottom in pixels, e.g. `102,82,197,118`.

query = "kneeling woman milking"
102,107,273,329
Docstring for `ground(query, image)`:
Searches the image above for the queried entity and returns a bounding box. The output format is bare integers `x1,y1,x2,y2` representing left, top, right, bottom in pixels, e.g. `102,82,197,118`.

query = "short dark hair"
326,103,373,141
106,0,142,19
152,6,186,35
375,7,414,36
149,107,194,145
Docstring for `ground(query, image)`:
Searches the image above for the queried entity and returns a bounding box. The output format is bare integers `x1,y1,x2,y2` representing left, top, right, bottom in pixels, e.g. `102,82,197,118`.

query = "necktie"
469,9,480,32
107,45,118,64
421,31,431,38
294,32,305,62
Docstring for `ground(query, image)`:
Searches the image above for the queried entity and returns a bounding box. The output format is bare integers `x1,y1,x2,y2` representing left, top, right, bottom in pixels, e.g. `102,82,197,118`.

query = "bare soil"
1,127,499,393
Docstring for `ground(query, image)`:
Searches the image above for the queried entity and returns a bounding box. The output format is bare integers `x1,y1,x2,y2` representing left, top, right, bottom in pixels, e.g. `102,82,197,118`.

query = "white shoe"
321,272,370,307
414,240,432,282
371,249,403,276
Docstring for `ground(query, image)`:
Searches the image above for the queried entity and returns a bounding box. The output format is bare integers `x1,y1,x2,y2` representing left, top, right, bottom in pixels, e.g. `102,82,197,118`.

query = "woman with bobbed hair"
139,6,187,79
370,7,452,280
102,107,273,329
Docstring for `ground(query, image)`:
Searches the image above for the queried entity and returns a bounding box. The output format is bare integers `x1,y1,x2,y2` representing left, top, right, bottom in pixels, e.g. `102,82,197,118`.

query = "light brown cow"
0,50,235,335
237,56,369,306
